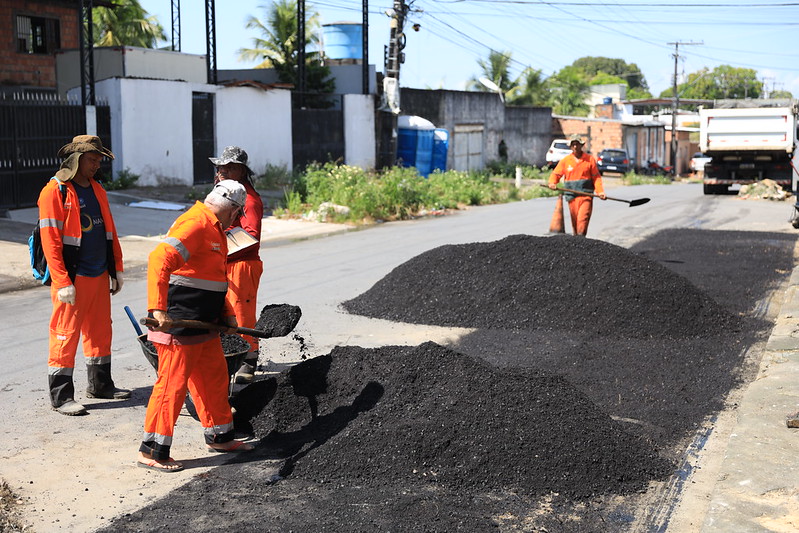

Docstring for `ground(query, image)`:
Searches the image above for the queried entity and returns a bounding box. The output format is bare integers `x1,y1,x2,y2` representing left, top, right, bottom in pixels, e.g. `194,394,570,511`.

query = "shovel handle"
139,317,271,339
540,184,647,206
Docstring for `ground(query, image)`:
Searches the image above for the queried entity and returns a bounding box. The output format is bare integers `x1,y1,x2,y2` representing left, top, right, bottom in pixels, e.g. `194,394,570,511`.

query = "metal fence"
291,92,345,170
0,92,111,210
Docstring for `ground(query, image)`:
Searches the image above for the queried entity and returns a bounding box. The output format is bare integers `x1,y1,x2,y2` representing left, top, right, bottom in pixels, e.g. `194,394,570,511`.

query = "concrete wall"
55,46,207,97
401,88,552,170
343,94,376,169
215,85,293,171
79,77,292,186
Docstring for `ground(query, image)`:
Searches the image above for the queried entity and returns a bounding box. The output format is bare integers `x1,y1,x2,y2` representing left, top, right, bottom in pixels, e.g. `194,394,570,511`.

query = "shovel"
139,303,302,340
541,184,650,207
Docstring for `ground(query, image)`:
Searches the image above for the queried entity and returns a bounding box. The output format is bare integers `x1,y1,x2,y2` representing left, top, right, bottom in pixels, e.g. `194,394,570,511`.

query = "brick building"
1,0,79,89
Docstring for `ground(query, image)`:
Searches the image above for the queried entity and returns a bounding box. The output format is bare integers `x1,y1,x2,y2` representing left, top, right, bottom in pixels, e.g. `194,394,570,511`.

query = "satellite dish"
478,77,501,93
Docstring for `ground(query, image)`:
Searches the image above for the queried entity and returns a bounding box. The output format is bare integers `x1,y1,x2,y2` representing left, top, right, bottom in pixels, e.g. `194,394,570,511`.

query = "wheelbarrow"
124,306,250,398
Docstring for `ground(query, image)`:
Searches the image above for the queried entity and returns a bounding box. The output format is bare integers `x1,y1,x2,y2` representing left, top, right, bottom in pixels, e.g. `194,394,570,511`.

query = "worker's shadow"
255,380,384,478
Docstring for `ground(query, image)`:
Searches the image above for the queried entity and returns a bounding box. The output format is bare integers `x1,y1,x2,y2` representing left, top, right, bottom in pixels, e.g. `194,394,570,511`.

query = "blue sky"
138,0,799,97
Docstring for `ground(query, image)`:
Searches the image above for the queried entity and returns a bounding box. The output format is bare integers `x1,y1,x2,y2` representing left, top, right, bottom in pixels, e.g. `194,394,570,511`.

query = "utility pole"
668,40,702,176
171,0,180,51
377,0,410,167
297,0,306,107
205,0,217,84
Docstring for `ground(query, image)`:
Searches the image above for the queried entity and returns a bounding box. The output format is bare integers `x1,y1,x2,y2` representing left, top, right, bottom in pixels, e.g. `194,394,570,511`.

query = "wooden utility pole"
668,41,702,175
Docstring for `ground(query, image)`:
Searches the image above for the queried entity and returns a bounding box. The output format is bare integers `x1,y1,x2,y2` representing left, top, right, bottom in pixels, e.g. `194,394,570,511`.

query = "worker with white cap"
138,179,254,473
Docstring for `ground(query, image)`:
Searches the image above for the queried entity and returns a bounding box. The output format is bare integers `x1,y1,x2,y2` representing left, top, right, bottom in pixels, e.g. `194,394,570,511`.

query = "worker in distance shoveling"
137,180,255,473
548,134,606,236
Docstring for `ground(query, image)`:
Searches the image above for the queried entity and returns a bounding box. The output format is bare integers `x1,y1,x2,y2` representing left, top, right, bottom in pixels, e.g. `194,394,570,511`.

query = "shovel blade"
628,198,650,207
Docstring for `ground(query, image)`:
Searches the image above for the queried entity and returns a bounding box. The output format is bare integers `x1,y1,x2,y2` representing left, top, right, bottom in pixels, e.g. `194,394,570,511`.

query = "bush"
103,167,139,190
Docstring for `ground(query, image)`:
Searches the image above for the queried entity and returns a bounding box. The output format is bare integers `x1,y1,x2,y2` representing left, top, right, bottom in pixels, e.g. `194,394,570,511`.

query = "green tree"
238,0,335,100
92,0,166,48
659,65,762,100
546,66,590,116
468,50,516,96
770,89,795,99
572,56,648,91
507,67,549,106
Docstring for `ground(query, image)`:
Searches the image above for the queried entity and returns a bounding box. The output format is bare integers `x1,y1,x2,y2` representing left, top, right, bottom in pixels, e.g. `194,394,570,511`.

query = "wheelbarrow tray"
137,333,249,378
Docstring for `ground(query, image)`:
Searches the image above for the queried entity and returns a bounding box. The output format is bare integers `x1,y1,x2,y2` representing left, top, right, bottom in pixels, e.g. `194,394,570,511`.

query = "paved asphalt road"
1,181,799,531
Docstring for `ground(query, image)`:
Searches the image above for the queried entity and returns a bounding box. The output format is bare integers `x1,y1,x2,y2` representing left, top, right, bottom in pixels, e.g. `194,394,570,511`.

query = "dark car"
596,149,630,175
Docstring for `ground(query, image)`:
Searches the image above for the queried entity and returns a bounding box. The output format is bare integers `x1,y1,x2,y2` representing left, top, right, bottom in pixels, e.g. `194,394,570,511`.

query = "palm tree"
91,0,166,48
547,66,590,116
238,0,321,73
468,50,516,98
507,67,549,106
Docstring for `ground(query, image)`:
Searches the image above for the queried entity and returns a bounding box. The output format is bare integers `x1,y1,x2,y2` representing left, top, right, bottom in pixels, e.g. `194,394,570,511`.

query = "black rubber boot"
49,374,87,415
233,354,259,385
49,373,75,407
86,362,131,399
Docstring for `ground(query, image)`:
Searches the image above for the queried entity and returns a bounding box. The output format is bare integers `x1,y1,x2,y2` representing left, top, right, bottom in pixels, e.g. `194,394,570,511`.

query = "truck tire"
703,184,726,195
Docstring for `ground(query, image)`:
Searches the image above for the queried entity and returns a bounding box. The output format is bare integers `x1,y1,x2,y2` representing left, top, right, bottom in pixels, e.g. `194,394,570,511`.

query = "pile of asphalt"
342,234,744,338
105,229,796,532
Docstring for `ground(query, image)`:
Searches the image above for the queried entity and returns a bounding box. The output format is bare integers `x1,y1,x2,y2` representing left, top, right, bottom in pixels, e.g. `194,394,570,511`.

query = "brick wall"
1,1,79,87
553,116,625,155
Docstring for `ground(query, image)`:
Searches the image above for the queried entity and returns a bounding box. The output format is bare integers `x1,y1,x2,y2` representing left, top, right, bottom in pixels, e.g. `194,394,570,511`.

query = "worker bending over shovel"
138,180,254,473
549,134,606,236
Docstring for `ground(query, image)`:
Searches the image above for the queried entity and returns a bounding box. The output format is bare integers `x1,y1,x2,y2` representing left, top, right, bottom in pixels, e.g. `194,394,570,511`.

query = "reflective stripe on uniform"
163,236,190,262
39,218,63,229
204,422,235,438
48,366,74,376
141,431,173,447
169,274,228,293
85,355,111,365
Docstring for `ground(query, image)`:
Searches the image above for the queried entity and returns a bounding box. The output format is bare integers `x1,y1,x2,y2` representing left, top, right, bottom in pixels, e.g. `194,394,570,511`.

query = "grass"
270,161,671,224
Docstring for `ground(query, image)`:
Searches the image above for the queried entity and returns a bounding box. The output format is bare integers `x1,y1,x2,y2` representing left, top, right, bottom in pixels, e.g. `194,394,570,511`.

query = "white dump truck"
699,99,798,195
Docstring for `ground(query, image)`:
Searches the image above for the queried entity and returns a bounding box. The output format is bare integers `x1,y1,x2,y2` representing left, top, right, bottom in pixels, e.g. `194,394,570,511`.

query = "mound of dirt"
252,342,673,500
342,234,743,338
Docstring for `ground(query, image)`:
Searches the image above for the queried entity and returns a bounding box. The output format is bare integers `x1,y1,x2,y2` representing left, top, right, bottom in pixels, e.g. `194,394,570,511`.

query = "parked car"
596,148,630,175
690,152,712,174
546,139,572,167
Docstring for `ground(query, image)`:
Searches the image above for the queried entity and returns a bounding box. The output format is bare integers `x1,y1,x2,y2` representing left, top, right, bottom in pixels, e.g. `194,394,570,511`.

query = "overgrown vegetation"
271,161,668,224
102,167,140,190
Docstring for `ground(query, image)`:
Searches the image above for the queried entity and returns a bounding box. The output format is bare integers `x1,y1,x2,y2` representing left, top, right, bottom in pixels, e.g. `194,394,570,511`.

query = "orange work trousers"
225,258,263,353
48,273,112,369
567,196,594,236
142,336,233,451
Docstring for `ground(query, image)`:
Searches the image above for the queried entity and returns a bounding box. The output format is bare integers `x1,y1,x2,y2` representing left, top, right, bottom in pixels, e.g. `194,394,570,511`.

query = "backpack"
29,179,67,285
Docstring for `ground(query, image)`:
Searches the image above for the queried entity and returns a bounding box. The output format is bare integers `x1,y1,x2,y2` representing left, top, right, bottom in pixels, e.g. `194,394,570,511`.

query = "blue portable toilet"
432,128,449,172
397,115,435,177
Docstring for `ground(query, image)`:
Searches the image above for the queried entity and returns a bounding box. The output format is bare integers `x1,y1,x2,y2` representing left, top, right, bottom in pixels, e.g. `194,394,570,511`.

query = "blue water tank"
602,96,612,104
322,23,363,60
432,128,449,172
397,115,435,177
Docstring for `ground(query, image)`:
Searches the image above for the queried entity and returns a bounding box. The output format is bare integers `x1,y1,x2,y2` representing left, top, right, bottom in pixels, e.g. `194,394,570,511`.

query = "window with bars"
16,15,60,54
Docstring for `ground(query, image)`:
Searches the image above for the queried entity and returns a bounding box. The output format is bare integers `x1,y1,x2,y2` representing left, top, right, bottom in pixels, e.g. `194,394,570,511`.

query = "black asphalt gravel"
105,229,796,532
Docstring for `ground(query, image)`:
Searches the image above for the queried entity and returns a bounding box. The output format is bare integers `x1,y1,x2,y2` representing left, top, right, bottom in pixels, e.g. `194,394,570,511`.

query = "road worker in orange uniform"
138,180,254,473
209,146,264,384
38,135,129,416
548,134,607,236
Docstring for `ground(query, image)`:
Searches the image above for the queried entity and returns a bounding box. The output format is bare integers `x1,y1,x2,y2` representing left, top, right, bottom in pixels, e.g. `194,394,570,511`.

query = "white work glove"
57,285,76,305
111,273,124,295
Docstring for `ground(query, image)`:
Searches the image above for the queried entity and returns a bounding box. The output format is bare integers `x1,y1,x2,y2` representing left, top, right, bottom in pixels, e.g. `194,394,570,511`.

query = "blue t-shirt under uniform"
74,182,108,277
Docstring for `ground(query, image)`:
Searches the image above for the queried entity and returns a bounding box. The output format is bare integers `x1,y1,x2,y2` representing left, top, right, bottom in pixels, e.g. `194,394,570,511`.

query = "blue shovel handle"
124,305,143,336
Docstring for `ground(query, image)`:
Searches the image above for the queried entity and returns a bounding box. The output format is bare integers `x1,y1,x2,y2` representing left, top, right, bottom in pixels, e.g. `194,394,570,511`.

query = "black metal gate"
192,92,215,184
0,93,111,210
292,93,345,170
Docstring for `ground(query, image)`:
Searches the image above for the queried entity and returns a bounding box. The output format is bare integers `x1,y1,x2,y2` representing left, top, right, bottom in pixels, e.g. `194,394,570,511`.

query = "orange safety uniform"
225,180,264,354
38,177,124,405
549,153,605,236
141,201,237,461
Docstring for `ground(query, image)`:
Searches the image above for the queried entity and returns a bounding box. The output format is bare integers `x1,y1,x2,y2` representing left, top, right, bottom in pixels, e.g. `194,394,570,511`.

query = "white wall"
215,86,293,171
81,78,294,186
343,94,376,169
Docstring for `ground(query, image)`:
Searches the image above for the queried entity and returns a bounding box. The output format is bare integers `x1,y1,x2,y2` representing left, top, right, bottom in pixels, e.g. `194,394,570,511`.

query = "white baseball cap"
209,179,246,208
